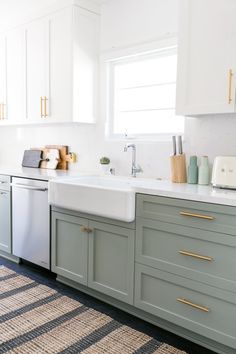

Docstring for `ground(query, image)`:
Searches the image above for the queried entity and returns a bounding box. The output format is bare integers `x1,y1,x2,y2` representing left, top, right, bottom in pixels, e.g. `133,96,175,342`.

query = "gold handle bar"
228,69,233,104
40,97,43,117
1,103,5,119
44,96,48,117
179,250,213,262
80,226,94,233
177,297,209,313
180,211,214,220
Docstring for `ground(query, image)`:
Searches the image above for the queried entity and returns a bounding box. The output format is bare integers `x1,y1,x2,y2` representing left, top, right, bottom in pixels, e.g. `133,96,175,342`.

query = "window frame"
104,37,183,142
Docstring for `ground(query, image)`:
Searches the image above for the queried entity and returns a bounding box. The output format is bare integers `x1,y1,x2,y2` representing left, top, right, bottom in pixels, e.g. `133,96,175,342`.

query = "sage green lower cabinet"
136,217,236,293
88,221,134,304
51,210,135,304
51,195,236,354
135,193,236,353
0,174,11,254
134,263,236,350
51,212,88,285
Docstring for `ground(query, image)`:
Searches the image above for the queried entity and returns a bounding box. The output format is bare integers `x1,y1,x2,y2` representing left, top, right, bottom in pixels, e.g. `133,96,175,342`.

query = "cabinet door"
50,8,72,122
88,221,134,304
0,191,11,253
72,6,99,123
0,35,7,122
6,27,26,123
51,212,88,285
176,0,236,115
26,18,50,122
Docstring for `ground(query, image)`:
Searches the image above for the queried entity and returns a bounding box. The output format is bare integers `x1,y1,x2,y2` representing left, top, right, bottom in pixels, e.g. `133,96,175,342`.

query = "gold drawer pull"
179,250,213,262
1,103,5,119
40,97,43,117
177,297,209,313
180,211,214,220
44,96,48,117
228,69,233,104
80,226,94,233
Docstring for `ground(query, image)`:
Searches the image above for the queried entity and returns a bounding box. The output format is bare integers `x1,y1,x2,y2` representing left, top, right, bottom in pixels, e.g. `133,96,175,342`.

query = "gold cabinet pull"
228,69,233,104
87,227,94,233
0,103,6,120
40,97,43,117
80,226,94,233
1,103,5,119
179,250,213,262
177,297,209,313
180,211,214,220
44,96,48,117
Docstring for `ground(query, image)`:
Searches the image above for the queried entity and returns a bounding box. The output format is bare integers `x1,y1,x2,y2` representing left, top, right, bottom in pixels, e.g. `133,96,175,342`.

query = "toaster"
212,156,236,189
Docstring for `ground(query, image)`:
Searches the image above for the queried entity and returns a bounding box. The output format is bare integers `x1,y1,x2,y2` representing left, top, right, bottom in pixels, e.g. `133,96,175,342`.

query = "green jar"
187,156,198,184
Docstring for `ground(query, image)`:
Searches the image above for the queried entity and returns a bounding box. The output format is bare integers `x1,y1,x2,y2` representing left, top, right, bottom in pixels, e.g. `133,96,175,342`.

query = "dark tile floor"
0,257,217,354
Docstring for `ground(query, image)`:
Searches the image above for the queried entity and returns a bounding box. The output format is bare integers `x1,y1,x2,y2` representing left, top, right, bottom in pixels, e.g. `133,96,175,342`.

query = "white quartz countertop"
2,166,236,207
0,166,82,181
132,179,236,207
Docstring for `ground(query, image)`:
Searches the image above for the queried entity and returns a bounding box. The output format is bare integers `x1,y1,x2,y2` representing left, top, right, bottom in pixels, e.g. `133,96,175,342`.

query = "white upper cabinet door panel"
0,4,99,126
72,6,99,123
26,18,50,122
176,0,236,116
0,35,7,121
6,27,26,123
50,7,72,123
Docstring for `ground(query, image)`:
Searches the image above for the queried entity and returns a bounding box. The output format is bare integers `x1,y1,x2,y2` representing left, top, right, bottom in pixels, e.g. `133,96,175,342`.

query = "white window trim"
103,36,183,142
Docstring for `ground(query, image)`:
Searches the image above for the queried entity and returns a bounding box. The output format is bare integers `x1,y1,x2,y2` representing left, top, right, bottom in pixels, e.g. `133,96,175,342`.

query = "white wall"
184,115,236,169
0,0,234,179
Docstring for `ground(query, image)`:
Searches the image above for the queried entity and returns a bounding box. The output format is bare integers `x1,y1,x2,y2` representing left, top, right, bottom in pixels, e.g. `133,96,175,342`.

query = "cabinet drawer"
135,264,236,349
136,218,236,292
137,194,236,235
0,175,10,191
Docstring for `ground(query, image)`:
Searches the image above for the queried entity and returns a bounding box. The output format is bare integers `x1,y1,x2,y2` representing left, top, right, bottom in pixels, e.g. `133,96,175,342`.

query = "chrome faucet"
124,143,143,177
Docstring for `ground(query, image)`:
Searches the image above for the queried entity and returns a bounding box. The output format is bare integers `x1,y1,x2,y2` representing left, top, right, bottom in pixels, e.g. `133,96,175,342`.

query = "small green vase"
187,156,198,184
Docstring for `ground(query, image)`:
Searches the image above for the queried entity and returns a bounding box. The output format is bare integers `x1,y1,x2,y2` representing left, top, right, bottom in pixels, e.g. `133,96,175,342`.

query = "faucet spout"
124,144,142,177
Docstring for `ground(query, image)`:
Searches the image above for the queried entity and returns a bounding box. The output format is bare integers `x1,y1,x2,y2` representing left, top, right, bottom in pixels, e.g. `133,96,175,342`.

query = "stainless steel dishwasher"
11,177,50,269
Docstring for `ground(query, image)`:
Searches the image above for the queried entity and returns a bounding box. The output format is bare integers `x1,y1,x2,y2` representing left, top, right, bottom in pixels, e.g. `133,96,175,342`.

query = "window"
106,46,184,140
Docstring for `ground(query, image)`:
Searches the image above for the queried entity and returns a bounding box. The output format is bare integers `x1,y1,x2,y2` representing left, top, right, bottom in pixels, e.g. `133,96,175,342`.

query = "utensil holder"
170,154,187,183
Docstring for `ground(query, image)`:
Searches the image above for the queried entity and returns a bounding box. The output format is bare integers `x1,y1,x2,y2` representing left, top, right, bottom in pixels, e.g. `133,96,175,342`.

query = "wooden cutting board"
31,145,69,170
45,145,69,170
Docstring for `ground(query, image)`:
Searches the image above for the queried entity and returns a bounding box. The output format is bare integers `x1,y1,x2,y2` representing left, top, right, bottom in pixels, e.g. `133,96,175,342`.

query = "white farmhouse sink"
49,176,136,222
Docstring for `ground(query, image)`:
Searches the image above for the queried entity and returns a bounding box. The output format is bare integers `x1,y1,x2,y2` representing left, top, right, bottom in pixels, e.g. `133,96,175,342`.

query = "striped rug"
0,266,187,354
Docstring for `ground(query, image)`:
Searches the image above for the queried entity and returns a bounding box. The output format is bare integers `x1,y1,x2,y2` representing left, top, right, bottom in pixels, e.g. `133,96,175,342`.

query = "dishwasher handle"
11,183,48,192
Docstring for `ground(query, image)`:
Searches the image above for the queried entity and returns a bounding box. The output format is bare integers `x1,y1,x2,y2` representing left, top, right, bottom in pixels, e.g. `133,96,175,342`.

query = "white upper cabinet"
6,28,26,123
50,8,73,123
26,18,50,122
176,0,236,116
0,3,99,125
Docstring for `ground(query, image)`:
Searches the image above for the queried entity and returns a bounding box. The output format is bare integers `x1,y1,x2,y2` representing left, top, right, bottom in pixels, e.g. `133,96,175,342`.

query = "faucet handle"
134,164,143,174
